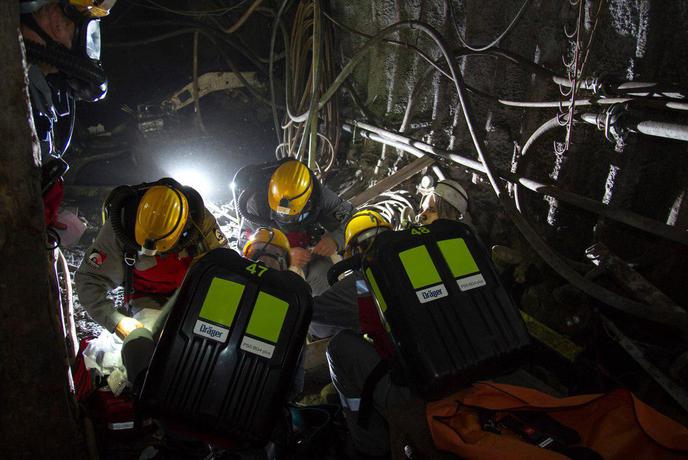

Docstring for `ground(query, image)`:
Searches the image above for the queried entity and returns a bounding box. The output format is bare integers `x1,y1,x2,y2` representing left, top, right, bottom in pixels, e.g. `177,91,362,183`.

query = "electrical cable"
331,19,688,332
125,0,251,17
221,0,263,33
110,20,269,74
447,0,533,52
269,0,294,146
513,115,563,213
396,20,688,333
345,120,688,246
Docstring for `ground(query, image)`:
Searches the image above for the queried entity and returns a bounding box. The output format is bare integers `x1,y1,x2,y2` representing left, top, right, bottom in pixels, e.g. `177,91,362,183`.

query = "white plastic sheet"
82,329,126,378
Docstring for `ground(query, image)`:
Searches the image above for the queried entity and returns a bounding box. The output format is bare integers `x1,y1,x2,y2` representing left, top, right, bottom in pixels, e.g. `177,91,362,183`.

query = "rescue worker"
417,179,472,225
235,158,355,297
242,227,292,272
75,178,228,340
20,0,113,229
242,227,312,395
326,210,413,459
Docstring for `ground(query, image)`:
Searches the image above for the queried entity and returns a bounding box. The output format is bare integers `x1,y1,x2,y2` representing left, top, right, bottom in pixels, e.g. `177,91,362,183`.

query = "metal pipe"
634,120,688,142
581,110,688,143
341,20,686,332
345,121,688,246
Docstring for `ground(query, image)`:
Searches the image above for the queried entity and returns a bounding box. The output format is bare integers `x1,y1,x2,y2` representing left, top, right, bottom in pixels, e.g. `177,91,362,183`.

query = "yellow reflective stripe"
245,291,289,343
199,278,244,327
365,268,387,313
520,311,582,362
437,238,480,278
398,245,442,289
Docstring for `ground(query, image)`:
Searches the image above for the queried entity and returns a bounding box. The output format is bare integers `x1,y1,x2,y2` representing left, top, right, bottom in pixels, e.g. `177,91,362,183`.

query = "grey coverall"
239,184,355,298
326,278,412,457
75,208,228,333
311,274,360,338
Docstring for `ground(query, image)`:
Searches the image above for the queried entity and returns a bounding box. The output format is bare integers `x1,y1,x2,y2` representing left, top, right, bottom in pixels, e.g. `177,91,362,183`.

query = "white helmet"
435,180,469,216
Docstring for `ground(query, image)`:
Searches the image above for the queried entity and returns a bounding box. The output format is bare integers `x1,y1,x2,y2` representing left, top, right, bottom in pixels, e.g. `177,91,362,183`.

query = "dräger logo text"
422,288,444,299
199,323,222,338
193,319,230,343
416,284,448,304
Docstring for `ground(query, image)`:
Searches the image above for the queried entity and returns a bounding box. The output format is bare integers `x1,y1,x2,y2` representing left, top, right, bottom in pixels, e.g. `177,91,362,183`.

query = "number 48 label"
410,227,431,236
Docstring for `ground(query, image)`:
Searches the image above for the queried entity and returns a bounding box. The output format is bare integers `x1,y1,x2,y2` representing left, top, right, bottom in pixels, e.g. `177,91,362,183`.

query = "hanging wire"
447,0,533,52
279,0,340,175
124,0,252,17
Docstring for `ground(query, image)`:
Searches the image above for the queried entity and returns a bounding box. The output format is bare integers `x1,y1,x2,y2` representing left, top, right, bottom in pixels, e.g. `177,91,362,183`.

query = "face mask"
22,6,108,102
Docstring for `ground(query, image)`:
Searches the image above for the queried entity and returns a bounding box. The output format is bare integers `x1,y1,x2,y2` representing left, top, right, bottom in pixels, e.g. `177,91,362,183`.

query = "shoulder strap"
122,251,137,307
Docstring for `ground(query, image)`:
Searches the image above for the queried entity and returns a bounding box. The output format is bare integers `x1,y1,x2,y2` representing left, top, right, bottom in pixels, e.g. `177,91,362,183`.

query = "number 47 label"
245,263,268,277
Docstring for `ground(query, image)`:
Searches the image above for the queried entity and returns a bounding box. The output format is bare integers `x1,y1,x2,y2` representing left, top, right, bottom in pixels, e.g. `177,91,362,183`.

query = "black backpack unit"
361,219,530,399
139,248,312,444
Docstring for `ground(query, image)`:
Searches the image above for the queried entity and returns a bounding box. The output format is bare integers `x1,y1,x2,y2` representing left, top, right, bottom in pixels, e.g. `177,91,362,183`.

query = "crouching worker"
326,211,413,459
235,159,355,296
75,178,227,383
242,227,296,273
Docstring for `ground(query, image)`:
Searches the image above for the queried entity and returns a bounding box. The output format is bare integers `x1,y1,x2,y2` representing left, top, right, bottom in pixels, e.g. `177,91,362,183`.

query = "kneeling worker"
75,178,228,340
327,210,413,459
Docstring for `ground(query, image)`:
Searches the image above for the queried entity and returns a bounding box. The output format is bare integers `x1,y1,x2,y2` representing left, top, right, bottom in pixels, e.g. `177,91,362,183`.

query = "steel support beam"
351,155,434,207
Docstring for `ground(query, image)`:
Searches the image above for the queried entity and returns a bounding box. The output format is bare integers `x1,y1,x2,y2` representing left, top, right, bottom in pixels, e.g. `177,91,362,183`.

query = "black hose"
107,186,141,254
327,254,362,287
24,41,107,89
236,190,273,227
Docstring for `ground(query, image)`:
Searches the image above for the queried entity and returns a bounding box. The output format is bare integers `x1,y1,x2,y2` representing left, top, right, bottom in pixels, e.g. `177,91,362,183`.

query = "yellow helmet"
344,210,392,255
268,160,313,220
20,0,117,18
135,185,189,255
243,227,291,270
69,0,117,17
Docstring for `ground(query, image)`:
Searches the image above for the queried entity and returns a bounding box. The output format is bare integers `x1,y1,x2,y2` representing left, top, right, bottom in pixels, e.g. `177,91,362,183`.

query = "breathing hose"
106,186,142,255
24,41,107,92
236,190,274,228
327,254,362,287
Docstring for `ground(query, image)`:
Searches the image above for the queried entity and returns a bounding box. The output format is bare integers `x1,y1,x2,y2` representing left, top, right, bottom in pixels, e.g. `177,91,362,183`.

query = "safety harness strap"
356,359,390,429
122,251,136,310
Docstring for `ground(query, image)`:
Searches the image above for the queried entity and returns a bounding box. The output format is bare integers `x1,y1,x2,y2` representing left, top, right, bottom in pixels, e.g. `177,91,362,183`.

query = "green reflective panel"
199,278,245,327
398,245,442,289
437,238,480,278
246,291,289,343
365,268,388,313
